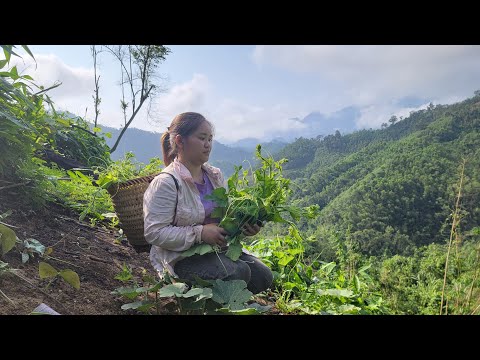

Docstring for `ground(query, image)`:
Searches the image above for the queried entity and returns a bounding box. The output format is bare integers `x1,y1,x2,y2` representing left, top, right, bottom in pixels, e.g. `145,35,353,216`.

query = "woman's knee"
225,260,251,283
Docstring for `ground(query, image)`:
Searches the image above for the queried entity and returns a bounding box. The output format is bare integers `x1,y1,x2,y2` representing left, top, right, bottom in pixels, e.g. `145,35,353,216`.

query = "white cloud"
253,45,480,128
209,100,307,143
12,54,93,100
139,75,306,142
9,53,97,120
143,74,211,130
355,103,430,129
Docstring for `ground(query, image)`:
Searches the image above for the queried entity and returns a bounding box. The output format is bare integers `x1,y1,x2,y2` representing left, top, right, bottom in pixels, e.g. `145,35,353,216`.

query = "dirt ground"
0,192,278,315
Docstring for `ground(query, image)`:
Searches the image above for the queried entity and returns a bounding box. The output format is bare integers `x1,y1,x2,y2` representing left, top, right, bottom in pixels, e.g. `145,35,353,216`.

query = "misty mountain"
280,106,360,141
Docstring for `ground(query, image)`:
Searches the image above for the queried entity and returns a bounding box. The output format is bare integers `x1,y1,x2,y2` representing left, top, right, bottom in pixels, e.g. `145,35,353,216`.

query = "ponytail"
161,131,176,166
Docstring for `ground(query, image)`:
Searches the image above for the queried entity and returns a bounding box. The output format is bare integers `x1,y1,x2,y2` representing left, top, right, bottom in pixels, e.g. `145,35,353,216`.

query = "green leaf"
121,301,154,312
354,274,361,292
21,45,35,61
183,288,205,298
111,286,141,300
10,66,19,80
338,304,361,314
59,269,80,290
0,59,7,69
211,207,225,219
39,262,58,279
226,241,243,261
220,218,238,236
317,288,354,298
158,283,187,297
216,307,259,315
93,127,101,133
211,279,253,310
246,303,272,313
56,118,71,127
24,238,46,255
0,224,17,256
104,132,112,139
194,287,213,301
204,187,228,207
357,264,372,273
182,243,214,257
321,262,336,275
278,255,295,267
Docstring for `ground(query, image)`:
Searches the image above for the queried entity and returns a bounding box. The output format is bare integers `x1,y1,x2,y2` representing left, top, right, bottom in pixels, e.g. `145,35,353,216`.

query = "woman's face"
180,121,213,165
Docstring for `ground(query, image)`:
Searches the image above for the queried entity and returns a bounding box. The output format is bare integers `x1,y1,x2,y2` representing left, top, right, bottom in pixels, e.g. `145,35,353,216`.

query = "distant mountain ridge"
91,124,286,177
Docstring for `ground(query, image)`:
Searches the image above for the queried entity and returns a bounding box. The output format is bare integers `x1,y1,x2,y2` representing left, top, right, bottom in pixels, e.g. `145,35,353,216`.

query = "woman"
143,112,273,294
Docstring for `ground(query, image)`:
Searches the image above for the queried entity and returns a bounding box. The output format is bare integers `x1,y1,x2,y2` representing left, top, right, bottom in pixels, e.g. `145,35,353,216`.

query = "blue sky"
14,45,480,144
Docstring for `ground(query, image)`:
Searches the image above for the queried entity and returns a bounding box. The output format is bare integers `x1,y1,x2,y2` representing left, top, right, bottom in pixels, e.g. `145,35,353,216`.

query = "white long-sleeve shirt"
143,158,225,277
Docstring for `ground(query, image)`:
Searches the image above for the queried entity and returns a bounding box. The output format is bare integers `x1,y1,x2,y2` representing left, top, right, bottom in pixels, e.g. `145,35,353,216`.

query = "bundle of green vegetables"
182,145,319,261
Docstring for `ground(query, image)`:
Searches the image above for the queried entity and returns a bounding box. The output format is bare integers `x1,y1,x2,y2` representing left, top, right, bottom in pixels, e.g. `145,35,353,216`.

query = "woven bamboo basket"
107,173,160,253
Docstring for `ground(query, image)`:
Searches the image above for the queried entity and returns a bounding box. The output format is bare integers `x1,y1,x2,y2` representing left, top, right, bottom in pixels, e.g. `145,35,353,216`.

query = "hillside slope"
274,96,480,259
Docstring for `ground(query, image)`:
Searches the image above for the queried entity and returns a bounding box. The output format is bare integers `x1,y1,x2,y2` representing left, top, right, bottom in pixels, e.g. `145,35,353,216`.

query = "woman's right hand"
201,224,228,247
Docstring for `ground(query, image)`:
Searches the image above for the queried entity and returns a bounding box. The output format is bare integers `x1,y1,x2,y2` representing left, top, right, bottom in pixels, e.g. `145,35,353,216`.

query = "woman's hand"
242,222,262,237
201,223,228,247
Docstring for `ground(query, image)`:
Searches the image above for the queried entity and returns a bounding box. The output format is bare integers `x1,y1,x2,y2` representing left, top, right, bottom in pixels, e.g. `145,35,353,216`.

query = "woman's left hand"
242,222,261,237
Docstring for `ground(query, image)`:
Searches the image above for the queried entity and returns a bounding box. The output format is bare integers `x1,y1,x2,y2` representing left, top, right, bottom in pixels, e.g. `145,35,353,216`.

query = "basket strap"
158,172,179,225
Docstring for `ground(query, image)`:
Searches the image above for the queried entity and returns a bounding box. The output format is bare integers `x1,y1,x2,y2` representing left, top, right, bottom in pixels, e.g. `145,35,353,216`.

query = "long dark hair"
161,112,213,166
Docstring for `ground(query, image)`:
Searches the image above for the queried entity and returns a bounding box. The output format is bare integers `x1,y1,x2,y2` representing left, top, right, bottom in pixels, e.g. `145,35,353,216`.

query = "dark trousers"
174,252,273,295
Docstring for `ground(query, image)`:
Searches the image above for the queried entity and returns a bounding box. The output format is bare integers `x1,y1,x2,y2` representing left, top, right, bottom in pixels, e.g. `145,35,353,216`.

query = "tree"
388,115,397,126
95,45,171,153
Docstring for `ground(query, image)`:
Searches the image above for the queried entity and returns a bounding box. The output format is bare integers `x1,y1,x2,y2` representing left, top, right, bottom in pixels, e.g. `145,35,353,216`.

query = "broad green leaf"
220,218,238,236
183,288,205,298
158,283,187,297
211,207,225,219
121,301,154,312
278,254,294,267
39,262,58,279
194,288,213,301
204,187,228,207
182,243,214,257
226,241,242,261
59,270,80,290
111,286,141,300
211,279,252,310
0,59,8,69
0,224,17,256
